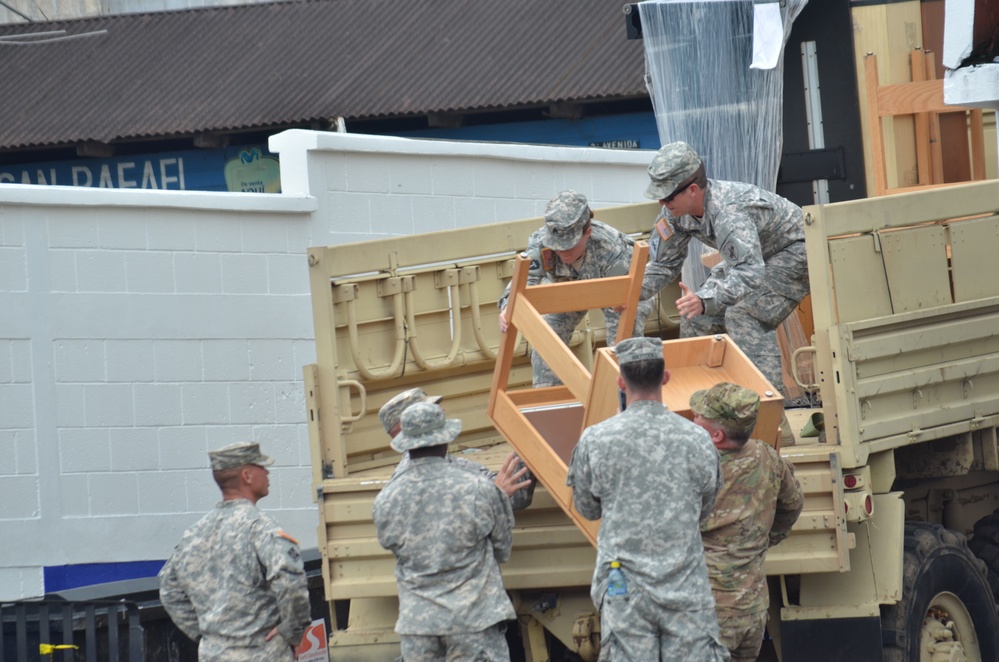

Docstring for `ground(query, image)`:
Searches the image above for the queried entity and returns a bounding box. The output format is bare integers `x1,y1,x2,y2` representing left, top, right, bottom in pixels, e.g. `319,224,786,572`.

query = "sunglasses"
662,178,694,204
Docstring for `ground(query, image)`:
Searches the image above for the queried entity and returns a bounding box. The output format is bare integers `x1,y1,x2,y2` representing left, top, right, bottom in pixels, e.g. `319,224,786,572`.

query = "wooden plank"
971,110,987,180
922,51,947,185
527,275,635,315
852,3,891,196
876,79,968,116
488,254,530,415
865,54,889,196
884,0,922,192
511,296,591,401
910,50,933,187
583,349,624,429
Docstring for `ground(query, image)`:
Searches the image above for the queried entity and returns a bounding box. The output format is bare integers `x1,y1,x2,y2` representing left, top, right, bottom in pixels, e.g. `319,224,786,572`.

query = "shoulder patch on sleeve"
655,217,673,243
721,238,741,262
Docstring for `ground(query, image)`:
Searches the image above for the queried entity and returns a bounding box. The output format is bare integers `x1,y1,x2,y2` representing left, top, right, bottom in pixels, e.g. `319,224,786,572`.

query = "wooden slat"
865,54,889,196
511,296,591,401
921,51,946,185
865,50,990,198
971,109,987,180
910,50,933,187
876,79,963,116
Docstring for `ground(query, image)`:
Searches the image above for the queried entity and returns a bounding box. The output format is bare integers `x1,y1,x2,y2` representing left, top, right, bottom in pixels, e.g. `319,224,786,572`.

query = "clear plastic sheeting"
638,0,807,287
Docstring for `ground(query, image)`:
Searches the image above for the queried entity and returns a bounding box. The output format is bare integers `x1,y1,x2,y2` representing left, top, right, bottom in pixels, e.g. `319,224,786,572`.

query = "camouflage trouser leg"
199,633,295,661
599,590,728,662
681,289,802,398
399,622,509,661
531,310,585,387
716,609,768,662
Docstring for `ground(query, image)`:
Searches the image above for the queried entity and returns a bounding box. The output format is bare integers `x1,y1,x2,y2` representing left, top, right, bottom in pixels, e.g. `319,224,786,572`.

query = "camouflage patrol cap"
209,442,274,471
645,141,702,200
390,402,462,453
379,387,443,434
541,190,591,251
689,382,760,434
614,336,664,365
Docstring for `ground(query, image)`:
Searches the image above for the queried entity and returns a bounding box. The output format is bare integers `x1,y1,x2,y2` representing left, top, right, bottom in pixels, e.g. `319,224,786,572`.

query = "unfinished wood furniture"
488,244,783,545
865,50,987,197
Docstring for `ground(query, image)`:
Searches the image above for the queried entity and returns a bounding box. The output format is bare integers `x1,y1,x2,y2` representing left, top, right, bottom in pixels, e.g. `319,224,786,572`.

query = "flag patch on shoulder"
655,218,673,242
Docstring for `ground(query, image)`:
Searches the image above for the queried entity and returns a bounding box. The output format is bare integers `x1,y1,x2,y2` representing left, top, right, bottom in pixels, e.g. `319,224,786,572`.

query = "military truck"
305,179,999,661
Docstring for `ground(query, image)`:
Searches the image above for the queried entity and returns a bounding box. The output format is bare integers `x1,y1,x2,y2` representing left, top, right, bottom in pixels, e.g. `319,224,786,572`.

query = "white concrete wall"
0,130,653,600
0,0,270,24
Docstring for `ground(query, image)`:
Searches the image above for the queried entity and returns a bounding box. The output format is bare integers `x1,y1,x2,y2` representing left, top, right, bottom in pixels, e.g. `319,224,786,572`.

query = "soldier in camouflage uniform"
691,383,804,662
566,337,729,661
159,442,311,662
639,143,809,441
498,190,654,387
379,387,534,511
373,402,516,661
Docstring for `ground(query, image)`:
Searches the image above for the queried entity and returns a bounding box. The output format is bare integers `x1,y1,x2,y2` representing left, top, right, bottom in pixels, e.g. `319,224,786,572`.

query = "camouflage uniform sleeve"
486,482,515,563
448,455,533,511
498,230,547,311
157,556,201,642
451,455,495,481
769,456,804,546
699,449,723,524
698,208,766,315
566,435,602,521
255,523,312,645
641,210,693,300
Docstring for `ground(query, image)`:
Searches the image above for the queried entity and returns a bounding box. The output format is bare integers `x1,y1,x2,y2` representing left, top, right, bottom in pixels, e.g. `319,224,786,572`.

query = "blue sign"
0,145,280,192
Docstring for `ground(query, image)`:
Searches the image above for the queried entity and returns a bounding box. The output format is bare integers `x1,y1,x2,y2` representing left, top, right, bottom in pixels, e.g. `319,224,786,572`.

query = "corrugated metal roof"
0,0,647,150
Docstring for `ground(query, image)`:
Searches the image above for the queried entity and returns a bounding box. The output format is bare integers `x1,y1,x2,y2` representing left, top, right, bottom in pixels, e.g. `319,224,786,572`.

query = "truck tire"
881,522,999,662
969,508,999,598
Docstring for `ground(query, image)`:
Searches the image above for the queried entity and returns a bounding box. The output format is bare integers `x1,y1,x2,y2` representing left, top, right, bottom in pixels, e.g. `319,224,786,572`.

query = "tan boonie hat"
209,442,274,471
390,402,462,453
614,337,664,365
689,382,760,434
645,141,702,200
541,190,590,251
379,387,443,434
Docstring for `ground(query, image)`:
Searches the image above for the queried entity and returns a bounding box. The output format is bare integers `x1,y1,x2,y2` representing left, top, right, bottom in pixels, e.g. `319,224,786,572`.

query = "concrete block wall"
0,130,655,600
270,129,654,247
0,187,319,600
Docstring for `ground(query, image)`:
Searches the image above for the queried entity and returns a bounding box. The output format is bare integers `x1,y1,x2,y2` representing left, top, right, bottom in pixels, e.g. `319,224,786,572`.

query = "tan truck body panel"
306,180,999,656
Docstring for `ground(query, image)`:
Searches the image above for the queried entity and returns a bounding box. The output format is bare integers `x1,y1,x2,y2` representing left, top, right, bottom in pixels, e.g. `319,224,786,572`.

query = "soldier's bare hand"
675,282,703,319
498,306,509,333
265,627,279,641
612,304,626,314
495,453,531,497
